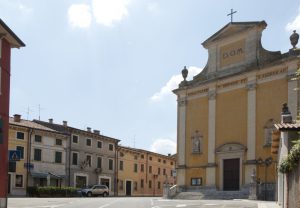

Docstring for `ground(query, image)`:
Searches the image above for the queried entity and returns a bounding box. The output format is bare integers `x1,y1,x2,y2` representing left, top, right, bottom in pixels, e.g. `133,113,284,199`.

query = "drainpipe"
26,128,33,196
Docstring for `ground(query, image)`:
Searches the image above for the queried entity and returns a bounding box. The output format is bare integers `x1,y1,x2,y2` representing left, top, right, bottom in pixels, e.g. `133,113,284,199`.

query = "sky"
1,0,300,155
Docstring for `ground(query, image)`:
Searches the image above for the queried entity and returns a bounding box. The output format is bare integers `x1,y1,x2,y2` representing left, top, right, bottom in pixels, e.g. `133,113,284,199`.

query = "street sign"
24,163,34,169
8,150,21,161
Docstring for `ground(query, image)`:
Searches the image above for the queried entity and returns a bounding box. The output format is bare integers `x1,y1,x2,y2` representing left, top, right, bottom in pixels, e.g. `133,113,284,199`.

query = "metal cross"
227,9,237,23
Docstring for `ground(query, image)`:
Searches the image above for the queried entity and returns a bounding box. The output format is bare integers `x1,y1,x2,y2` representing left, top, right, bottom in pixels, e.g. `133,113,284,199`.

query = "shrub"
27,186,78,197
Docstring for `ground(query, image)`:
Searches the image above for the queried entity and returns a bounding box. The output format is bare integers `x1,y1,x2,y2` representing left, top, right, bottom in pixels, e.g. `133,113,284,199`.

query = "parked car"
80,185,109,197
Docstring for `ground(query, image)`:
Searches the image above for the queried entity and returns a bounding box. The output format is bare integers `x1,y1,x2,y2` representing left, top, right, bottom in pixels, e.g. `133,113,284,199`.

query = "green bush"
27,186,78,197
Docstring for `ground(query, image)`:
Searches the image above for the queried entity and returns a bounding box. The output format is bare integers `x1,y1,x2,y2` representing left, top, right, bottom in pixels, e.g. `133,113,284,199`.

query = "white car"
81,185,109,197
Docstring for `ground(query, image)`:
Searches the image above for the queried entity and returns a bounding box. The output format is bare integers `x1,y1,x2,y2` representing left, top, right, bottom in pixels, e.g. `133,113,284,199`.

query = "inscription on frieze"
256,67,288,80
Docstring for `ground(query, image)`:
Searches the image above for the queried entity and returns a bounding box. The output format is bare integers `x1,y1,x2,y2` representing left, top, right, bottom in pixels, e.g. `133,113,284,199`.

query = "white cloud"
286,8,300,31
92,0,129,27
18,3,33,14
150,66,202,101
150,139,176,155
68,4,92,28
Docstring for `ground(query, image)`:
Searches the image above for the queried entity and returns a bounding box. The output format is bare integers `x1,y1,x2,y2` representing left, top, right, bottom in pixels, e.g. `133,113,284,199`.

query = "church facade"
173,21,300,196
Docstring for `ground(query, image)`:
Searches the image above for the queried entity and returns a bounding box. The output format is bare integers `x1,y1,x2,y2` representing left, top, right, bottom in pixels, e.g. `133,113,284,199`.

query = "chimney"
13,114,21,122
87,127,91,132
49,118,53,124
281,103,292,123
168,153,171,157
93,130,100,135
63,121,68,126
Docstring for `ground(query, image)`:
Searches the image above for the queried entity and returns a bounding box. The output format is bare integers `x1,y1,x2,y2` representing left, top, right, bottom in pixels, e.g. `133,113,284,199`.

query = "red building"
0,19,25,208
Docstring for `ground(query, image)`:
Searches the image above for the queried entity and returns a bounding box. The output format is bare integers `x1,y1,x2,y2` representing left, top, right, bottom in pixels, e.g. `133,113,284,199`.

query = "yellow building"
173,21,300,199
117,146,176,196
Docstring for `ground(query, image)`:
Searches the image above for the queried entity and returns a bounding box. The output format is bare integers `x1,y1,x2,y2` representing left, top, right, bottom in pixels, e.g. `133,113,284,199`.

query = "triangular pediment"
202,21,267,48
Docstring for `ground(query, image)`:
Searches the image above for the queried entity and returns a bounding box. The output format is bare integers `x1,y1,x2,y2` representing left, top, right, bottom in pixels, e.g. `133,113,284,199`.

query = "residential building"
117,146,176,196
8,114,68,196
173,21,300,199
34,119,120,196
0,19,25,207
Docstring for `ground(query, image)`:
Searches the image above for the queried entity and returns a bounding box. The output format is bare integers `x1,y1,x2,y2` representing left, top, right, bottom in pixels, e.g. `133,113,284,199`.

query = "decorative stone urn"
290,30,299,49
181,66,188,81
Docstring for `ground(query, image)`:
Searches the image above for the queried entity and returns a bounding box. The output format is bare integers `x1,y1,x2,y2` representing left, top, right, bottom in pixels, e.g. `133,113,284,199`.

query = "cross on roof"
227,9,237,23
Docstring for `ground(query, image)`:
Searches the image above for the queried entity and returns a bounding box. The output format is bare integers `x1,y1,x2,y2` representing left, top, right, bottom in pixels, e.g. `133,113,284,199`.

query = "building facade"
173,21,300,198
8,115,68,196
0,19,25,208
35,119,120,196
117,146,176,196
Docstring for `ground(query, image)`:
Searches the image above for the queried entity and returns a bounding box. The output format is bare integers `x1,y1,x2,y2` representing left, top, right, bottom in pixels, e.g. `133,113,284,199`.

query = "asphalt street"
8,197,278,208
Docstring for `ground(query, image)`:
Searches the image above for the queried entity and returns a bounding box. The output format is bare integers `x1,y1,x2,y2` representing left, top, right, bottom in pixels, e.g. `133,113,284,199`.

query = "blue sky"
2,0,300,155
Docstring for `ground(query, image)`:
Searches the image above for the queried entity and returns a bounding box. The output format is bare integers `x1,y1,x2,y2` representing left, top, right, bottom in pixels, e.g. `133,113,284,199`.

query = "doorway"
223,158,240,191
126,181,132,196
8,174,11,194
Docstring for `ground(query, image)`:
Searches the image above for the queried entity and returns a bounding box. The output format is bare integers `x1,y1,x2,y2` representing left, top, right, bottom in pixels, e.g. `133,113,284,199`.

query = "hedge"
27,186,79,197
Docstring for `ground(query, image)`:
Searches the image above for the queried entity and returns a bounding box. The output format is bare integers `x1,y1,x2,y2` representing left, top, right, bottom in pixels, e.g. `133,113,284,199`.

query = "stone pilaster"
177,94,187,186
206,89,216,187
287,61,298,119
245,78,256,184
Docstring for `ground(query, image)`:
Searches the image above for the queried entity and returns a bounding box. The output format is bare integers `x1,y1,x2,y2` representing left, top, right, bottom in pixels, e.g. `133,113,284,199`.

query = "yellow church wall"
185,97,208,185
216,89,247,147
256,78,288,183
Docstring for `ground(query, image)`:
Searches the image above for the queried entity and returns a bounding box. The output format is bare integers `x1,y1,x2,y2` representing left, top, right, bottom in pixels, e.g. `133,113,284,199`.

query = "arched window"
264,119,276,147
192,130,202,153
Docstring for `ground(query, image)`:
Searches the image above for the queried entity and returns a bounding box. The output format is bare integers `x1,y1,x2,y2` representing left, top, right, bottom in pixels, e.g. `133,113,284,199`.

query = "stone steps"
174,190,249,200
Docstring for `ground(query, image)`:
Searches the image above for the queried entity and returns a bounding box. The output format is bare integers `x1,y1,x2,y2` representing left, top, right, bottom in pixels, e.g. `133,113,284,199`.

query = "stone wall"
287,160,300,208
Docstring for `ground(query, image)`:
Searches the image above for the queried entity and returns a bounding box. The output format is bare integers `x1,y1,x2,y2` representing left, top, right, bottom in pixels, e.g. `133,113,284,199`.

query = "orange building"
117,146,176,196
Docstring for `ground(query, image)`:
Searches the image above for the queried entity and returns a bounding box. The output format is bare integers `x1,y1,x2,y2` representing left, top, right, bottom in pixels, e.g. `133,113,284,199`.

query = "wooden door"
223,158,240,191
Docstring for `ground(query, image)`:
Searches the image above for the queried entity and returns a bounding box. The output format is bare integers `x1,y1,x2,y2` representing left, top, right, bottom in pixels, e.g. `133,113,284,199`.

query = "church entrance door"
223,158,240,191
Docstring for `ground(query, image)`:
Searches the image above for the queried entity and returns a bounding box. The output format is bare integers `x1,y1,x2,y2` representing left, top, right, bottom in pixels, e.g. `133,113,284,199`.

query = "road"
8,197,277,208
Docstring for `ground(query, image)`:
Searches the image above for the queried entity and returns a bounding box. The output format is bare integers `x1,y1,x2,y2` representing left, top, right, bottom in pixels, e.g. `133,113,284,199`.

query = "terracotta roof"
9,117,57,132
274,122,300,131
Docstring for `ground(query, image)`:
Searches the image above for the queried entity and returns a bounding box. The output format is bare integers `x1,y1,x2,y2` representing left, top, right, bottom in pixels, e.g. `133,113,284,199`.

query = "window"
72,152,78,165
171,161,174,165
16,132,24,140
134,163,138,173
170,170,173,176
192,130,202,153
120,152,124,157
55,151,62,163
72,135,78,144
109,144,114,151
191,178,202,186
158,168,160,175
141,155,144,159
158,158,161,162
86,138,91,146
149,180,152,188
119,161,124,171
134,155,138,160
86,155,92,167
149,156,152,161
56,139,62,146
163,169,166,175
158,181,161,189
15,175,23,188
134,181,137,191
34,149,42,161
97,157,102,168
141,179,144,188
119,180,123,190
109,159,113,170
163,160,166,164
34,135,42,142
16,146,24,159
141,164,144,172
149,166,152,173
97,141,102,148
